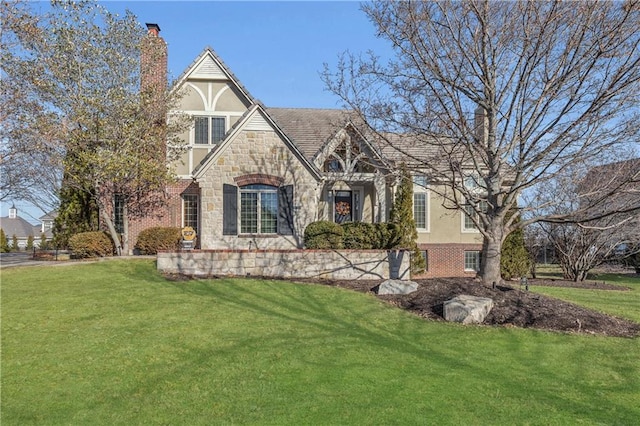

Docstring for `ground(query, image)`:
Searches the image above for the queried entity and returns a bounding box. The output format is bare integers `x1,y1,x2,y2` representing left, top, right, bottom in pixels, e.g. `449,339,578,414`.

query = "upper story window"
194,116,225,145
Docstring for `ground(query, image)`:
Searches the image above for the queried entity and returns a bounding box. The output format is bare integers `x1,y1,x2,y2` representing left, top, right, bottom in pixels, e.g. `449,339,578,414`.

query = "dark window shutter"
278,184,294,236
223,184,237,235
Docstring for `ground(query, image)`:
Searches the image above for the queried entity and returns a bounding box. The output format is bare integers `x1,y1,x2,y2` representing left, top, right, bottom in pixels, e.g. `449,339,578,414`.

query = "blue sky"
5,1,394,222
105,0,392,108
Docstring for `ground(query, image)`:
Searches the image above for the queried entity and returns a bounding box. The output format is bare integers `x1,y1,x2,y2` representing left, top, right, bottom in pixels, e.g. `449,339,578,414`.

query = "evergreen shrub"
374,222,402,249
304,221,343,249
134,227,182,255
342,222,376,249
0,229,9,253
69,231,114,258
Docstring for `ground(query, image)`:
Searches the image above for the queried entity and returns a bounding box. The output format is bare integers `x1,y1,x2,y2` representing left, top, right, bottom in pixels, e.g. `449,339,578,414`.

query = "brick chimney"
141,23,167,100
474,106,488,144
141,23,168,161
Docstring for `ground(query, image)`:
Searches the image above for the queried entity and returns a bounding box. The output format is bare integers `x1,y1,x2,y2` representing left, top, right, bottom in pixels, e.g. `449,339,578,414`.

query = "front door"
334,190,352,223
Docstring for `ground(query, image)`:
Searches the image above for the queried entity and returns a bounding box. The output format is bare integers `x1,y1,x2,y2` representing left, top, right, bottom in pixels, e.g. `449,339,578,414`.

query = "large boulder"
377,279,419,295
443,295,494,324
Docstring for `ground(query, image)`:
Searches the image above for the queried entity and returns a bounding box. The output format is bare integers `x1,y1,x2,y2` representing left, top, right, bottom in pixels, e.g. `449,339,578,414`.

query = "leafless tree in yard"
0,0,62,214
1,1,190,254
322,0,640,285
536,159,640,281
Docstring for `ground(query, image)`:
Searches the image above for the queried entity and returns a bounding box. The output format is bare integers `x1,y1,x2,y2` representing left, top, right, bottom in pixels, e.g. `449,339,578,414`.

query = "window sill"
238,234,280,239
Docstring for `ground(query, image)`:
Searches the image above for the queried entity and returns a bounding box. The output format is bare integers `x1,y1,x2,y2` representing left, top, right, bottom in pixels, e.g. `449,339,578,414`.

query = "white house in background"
0,205,54,249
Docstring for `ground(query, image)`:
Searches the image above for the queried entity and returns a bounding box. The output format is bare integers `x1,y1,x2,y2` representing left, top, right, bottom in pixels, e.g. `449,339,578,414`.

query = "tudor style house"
122,24,482,278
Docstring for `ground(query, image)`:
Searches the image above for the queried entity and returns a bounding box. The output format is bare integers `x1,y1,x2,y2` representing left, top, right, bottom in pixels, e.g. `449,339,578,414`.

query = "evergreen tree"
501,212,532,279
40,233,48,250
0,229,9,253
11,234,19,251
54,181,99,249
390,165,426,274
26,234,34,251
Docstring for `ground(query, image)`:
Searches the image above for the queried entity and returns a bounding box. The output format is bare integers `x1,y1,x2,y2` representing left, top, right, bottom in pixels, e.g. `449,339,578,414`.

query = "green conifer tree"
501,211,532,279
0,229,9,253
390,165,426,274
11,234,19,251
40,233,49,250
26,235,34,251
54,182,100,249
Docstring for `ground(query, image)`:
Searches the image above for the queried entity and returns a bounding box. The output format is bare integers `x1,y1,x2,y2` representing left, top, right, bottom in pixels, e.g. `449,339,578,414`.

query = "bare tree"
1,1,189,254
323,0,640,285
537,159,640,281
0,0,62,214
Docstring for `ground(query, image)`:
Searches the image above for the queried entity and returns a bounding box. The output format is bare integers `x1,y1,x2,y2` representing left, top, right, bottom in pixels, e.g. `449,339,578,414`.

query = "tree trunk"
101,209,122,256
480,218,506,285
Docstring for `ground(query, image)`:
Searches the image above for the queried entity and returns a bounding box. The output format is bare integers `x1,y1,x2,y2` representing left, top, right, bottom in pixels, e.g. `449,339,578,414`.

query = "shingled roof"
266,108,354,162
0,216,38,239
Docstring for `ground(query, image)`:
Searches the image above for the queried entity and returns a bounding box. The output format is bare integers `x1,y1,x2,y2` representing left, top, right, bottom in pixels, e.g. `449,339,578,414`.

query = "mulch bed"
309,276,640,338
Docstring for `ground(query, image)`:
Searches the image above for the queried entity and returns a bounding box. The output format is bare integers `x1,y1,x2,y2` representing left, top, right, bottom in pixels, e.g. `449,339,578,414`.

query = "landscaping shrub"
0,229,9,253
342,222,376,249
135,227,182,255
374,222,402,249
304,221,343,249
68,231,114,258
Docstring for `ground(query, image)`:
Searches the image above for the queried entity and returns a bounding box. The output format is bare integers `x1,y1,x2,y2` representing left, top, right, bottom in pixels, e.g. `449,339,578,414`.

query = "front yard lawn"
2,260,639,424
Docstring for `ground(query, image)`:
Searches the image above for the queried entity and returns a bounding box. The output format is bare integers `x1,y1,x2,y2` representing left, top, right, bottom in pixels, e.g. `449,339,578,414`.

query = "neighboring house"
0,204,52,249
118,24,482,277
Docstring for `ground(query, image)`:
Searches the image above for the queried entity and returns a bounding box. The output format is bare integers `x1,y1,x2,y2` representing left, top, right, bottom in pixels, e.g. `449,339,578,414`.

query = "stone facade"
195,117,320,250
157,249,411,281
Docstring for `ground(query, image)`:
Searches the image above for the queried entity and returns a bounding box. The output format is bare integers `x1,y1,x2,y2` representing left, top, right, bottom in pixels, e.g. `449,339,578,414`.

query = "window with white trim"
462,201,487,232
194,116,225,145
240,184,278,234
413,174,429,231
464,250,480,272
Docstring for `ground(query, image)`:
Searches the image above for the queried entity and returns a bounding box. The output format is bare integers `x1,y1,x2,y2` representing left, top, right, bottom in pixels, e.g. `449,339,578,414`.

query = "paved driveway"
0,252,49,268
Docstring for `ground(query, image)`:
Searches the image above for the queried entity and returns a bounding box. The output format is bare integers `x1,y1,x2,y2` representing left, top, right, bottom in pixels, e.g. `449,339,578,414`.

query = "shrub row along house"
118,24,483,278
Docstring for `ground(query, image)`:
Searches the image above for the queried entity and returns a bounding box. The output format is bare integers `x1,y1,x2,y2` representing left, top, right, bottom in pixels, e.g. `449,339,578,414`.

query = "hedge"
135,227,182,255
303,221,344,249
68,231,114,258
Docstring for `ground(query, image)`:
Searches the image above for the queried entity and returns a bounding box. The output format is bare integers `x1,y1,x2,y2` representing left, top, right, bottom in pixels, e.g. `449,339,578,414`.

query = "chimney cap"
146,23,161,33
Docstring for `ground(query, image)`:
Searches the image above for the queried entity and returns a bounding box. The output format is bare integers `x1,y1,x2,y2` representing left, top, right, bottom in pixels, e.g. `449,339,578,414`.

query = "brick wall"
418,243,483,278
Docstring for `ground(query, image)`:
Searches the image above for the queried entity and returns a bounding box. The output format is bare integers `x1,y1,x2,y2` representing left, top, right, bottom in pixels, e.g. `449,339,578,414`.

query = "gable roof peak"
172,46,256,104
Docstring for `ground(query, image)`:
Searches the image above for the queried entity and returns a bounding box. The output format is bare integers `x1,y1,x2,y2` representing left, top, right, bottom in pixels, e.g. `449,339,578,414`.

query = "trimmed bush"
342,222,376,249
304,221,344,249
69,231,114,258
135,227,182,255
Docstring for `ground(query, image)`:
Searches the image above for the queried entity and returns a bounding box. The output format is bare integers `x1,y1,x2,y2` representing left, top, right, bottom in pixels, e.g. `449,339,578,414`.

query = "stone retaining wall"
157,249,410,280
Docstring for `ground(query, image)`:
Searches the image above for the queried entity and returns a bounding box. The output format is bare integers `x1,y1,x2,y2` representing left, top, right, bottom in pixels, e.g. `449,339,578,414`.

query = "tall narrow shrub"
501,212,532,279
389,165,425,274
0,229,9,253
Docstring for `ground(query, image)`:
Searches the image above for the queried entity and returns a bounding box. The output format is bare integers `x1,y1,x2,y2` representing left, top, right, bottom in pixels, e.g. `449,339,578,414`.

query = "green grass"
531,271,640,324
2,260,639,425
